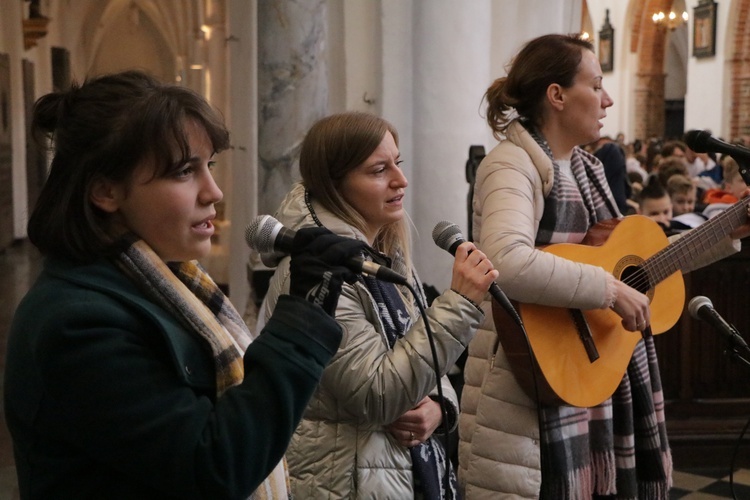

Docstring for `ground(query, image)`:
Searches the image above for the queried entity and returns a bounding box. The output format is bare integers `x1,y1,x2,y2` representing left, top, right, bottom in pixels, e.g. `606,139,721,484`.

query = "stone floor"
670,467,750,499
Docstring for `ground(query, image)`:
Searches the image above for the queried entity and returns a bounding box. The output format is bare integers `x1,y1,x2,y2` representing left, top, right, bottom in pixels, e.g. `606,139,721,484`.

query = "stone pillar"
236,0,328,323
408,0,492,291
226,0,257,314
256,0,328,216
635,9,669,140
203,0,228,113
731,73,750,141
195,11,231,287
635,72,666,140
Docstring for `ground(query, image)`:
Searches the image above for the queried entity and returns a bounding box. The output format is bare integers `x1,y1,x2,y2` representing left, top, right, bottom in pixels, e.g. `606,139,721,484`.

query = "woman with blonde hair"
261,111,498,499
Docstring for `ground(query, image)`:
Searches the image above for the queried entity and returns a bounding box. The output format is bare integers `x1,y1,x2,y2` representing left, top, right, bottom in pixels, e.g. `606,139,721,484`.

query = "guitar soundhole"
620,265,651,295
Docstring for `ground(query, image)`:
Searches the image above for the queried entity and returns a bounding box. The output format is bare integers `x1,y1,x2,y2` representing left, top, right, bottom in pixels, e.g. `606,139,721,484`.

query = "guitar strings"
647,199,746,281
620,198,750,293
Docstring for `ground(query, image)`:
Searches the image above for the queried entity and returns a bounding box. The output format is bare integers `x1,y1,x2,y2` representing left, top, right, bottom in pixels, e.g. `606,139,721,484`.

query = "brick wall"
633,0,673,139
730,0,750,140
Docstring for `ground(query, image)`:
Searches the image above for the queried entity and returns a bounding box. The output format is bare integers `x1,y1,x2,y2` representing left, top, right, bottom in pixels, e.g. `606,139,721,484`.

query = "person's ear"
547,83,565,111
90,177,121,213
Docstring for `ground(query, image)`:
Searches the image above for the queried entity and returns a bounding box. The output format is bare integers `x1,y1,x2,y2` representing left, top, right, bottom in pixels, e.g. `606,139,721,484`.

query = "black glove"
289,227,366,316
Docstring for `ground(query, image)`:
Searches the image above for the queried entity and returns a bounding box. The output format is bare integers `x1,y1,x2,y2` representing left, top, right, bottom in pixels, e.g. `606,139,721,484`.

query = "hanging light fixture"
652,10,689,30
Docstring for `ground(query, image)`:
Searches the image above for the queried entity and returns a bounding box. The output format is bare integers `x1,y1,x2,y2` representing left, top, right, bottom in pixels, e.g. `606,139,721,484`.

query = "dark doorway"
664,99,685,141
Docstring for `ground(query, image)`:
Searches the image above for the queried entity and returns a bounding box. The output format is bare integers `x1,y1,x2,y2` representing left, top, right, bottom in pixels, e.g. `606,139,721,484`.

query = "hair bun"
32,82,82,134
32,92,66,134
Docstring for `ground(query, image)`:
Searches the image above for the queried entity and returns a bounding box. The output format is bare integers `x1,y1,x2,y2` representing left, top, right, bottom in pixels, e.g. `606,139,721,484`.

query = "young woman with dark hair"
5,70,366,499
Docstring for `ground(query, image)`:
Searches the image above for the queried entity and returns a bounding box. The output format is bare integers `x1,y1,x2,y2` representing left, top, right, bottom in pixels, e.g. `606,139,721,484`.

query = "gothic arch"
67,0,209,86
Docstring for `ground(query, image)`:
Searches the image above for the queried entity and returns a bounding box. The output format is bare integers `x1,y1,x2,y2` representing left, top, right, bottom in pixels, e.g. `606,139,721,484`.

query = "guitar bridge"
569,309,600,363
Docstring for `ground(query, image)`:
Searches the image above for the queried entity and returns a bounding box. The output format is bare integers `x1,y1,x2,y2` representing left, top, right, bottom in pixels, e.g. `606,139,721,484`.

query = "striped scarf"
115,235,290,499
528,129,672,499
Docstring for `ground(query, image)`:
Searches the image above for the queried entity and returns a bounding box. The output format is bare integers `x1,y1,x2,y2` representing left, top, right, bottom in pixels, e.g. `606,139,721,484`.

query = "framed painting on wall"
693,0,717,58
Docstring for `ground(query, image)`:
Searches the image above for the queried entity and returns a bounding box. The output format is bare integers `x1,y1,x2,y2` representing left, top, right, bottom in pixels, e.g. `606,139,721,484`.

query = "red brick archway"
729,0,750,141
630,0,750,142
631,0,675,140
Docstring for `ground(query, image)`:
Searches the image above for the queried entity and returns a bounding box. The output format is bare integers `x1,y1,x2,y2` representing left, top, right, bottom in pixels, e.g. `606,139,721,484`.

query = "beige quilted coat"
262,184,484,499
458,122,739,499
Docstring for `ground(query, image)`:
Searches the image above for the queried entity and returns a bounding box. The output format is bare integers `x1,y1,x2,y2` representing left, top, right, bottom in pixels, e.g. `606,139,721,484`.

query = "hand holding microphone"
447,240,499,306
431,221,514,319
245,215,410,315
288,227,365,316
245,215,408,285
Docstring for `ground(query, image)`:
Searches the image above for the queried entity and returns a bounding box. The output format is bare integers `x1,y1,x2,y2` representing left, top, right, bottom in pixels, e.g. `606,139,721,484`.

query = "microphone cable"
400,279,456,500
431,220,547,492
491,289,549,494
718,330,750,500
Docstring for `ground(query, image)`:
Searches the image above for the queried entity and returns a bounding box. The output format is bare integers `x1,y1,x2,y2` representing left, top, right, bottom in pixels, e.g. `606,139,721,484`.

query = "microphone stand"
717,323,750,369
712,325,750,500
722,345,750,369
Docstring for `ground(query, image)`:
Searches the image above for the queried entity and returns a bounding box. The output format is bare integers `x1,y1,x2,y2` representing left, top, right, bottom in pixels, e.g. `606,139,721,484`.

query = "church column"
635,1,669,140
226,0,256,313
256,0,328,216
635,72,666,140
231,0,329,318
408,0,492,291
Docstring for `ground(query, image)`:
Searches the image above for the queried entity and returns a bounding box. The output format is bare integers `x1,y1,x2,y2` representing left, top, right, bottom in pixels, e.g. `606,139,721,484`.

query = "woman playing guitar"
458,33,750,500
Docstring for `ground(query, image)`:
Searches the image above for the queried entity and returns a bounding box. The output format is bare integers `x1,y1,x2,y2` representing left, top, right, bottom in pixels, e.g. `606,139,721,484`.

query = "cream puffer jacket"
261,183,484,499
458,121,740,499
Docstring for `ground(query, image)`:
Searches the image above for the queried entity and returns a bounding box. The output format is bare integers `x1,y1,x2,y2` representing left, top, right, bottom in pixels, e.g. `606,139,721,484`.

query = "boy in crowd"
668,174,707,230
637,180,675,234
667,174,698,216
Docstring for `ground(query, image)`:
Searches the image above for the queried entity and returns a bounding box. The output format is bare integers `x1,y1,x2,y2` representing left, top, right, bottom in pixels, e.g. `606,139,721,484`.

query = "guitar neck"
641,197,750,286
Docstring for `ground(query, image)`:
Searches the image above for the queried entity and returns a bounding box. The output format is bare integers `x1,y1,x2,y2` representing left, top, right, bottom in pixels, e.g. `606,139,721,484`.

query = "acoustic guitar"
492,199,750,408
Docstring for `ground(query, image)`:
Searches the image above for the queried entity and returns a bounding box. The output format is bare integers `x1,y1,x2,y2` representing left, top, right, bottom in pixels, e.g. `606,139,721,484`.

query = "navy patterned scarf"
361,274,458,500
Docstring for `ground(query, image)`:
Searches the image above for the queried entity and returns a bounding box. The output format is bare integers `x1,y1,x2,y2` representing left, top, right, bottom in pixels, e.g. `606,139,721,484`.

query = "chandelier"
652,10,689,31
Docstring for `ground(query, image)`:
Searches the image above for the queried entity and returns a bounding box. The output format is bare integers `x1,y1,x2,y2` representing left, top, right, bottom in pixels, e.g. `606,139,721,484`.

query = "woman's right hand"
449,242,499,305
610,280,651,331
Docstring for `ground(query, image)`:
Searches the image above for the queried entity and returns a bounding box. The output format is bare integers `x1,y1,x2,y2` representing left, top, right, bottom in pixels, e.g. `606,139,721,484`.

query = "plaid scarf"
360,273,458,500
115,235,290,499
527,129,672,499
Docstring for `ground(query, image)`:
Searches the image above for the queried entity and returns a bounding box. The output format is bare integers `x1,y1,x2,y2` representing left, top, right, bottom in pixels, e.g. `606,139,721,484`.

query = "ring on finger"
409,431,414,441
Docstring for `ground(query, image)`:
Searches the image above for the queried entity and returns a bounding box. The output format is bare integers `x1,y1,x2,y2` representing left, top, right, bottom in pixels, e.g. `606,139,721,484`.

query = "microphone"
684,130,750,165
688,295,750,353
245,215,408,285
431,221,522,326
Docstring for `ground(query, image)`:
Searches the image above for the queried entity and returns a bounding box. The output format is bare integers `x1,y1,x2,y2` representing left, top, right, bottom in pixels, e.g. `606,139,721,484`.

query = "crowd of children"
590,132,749,235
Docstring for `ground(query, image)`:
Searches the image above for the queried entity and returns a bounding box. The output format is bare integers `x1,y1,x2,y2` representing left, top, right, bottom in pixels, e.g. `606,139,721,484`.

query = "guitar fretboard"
634,197,750,289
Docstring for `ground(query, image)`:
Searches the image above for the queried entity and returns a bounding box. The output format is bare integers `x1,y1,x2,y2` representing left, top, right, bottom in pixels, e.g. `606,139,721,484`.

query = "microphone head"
244,215,281,253
684,130,713,153
688,295,712,320
432,221,464,252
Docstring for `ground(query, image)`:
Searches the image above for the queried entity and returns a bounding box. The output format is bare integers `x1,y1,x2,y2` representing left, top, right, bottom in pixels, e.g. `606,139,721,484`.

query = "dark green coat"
4,257,341,499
